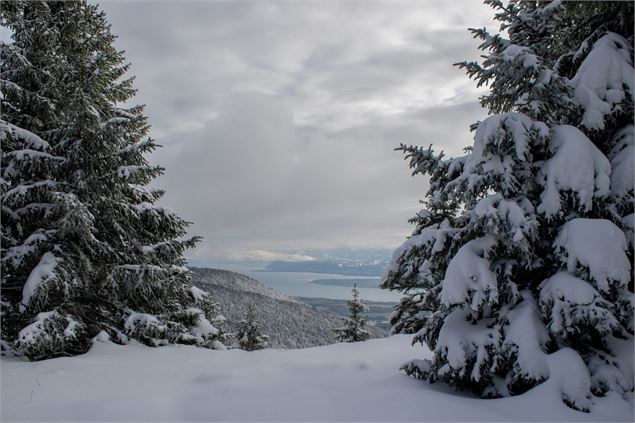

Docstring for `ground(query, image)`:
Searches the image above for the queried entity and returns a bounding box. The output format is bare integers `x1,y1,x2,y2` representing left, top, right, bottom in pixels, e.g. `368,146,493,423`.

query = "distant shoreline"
310,278,381,288
264,260,387,277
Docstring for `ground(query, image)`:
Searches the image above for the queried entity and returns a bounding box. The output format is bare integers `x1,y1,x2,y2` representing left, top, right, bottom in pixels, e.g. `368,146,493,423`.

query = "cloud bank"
98,1,497,260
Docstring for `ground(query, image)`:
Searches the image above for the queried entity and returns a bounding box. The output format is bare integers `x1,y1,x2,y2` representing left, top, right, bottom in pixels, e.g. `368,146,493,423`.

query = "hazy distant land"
310,278,381,288
264,260,387,276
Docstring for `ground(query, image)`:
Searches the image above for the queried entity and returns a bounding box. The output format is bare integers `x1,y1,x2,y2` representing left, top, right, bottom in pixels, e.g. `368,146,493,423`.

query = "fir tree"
236,304,269,351
1,1,225,359
335,284,370,343
382,1,633,411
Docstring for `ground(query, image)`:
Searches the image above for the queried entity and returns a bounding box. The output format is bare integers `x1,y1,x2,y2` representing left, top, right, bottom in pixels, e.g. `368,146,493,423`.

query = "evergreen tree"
236,304,269,351
382,1,633,411
334,284,370,343
1,1,225,360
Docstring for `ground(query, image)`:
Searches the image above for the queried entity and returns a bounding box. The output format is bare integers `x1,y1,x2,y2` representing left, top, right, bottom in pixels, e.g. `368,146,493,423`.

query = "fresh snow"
439,236,498,309
609,125,634,197
571,32,634,130
503,292,550,383
0,121,50,150
434,308,497,378
538,125,610,215
471,113,548,163
20,252,61,307
539,271,618,335
385,222,454,276
554,218,630,292
4,181,59,201
2,335,632,421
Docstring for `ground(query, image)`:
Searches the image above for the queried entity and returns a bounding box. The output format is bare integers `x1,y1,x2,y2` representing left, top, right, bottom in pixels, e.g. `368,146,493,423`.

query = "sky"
97,1,499,262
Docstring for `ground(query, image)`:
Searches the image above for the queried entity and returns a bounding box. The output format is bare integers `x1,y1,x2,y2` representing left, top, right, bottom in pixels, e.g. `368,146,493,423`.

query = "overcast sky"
98,1,498,262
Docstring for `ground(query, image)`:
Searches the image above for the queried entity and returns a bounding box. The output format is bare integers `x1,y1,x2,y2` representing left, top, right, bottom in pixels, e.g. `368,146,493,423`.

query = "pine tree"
382,1,633,411
1,1,225,359
236,304,269,351
335,284,370,343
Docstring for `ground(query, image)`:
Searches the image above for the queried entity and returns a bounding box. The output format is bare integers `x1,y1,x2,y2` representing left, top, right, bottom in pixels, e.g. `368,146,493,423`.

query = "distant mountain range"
265,259,389,277
191,268,387,349
310,278,381,288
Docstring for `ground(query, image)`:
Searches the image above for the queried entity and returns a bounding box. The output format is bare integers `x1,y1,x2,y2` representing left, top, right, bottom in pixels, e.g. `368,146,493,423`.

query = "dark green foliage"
1,1,223,359
334,284,370,342
236,304,269,351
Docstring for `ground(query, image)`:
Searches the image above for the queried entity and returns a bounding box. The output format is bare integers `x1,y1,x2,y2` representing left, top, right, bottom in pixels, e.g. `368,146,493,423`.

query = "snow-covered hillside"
2,335,631,422
192,268,386,348
193,267,297,303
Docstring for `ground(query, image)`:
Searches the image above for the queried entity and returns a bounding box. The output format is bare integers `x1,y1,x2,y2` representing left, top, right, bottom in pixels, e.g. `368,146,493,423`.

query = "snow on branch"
571,32,634,131
538,125,610,215
440,236,498,311
4,180,60,201
540,271,619,337
608,125,634,197
0,121,50,150
554,218,630,293
21,252,62,307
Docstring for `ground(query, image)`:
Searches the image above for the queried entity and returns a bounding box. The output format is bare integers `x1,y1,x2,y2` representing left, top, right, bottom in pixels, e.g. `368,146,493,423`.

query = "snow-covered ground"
2,335,632,422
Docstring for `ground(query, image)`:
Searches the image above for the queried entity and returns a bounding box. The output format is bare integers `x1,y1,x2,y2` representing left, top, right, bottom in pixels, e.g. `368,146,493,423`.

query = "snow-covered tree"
236,304,269,351
1,1,225,359
335,284,370,343
382,1,633,411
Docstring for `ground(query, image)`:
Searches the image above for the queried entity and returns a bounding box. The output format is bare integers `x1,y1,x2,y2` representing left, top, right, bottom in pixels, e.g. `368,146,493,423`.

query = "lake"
195,261,402,302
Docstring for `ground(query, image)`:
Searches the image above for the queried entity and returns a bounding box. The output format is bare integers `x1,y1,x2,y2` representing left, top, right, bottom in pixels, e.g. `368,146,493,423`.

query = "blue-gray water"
193,261,402,302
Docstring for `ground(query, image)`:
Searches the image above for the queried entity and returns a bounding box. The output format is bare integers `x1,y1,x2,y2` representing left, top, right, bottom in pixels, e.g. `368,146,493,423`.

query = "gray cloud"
97,1,497,260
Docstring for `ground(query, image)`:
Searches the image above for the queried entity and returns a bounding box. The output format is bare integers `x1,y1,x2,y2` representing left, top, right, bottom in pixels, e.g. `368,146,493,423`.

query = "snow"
99,116,129,130
587,339,634,396
189,286,207,302
385,222,455,275
500,44,539,71
2,229,56,267
62,318,81,338
433,308,497,380
624,213,635,249
571,33,634,131
503,292,550,382
542,348,593,412
538,125,611,215
14,202,55,218
609,125,634,197
0,121,50,150
118,138,153,154
459,113,549,194
541,271,596,305
184,307,220,339
116,165,147,178
134,202,177,217
4,180,59,201
118,263,165,274
606,337,635,393
472,194,535,243
21,252,61,307
15,311,58,345
554,218,630,293
6,148,64,162
2,335,631,421
539,271,618,335
439,236,498,310
472,113,549,163
124,313,161,332
194,268,298,304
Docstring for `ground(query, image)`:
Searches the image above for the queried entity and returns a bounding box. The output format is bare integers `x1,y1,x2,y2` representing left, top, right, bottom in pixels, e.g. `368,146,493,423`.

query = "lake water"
198,261,402,302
